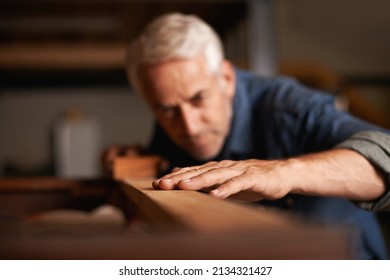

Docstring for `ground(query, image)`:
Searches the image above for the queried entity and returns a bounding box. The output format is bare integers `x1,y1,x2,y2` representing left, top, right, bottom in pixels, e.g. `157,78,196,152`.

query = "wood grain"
113,156,163,180
0,177,352,259
121,178,309,233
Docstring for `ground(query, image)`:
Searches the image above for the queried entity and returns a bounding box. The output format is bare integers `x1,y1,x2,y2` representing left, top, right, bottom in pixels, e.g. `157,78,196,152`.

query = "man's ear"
220,60,236,99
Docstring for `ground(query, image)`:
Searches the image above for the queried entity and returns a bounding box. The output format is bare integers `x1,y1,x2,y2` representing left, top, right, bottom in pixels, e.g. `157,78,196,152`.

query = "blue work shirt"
148,68,389,259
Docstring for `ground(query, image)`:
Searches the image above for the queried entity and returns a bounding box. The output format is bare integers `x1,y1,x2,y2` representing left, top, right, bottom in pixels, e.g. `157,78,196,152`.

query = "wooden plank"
0,177,113,219
0,177,112,194
0,177,352,259
113,156,162,180
0,227,351,260
120,178,308,233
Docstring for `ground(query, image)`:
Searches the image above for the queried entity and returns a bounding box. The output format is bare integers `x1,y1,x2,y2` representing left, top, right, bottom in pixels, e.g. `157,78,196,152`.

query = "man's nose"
179,104,200,136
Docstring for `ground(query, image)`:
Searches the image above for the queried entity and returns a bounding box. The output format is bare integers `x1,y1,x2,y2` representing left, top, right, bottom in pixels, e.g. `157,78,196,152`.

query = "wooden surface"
121,178,292,233
0,177,352,259
113,156,162,180
0,177,112,194
0,227,350,260
0,177,112,220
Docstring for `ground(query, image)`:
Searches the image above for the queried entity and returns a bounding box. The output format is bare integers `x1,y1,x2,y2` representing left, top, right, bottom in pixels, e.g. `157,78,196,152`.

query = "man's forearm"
153,135,388,206
334,130,390,211
287,149,386,201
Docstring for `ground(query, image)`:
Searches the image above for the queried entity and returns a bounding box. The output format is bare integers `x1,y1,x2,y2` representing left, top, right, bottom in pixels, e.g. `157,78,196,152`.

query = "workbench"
0,174,351,259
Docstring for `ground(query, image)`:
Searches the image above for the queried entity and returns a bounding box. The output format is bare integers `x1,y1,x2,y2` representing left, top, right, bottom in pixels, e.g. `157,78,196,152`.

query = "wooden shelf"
0,43,127,70
0,1,247,71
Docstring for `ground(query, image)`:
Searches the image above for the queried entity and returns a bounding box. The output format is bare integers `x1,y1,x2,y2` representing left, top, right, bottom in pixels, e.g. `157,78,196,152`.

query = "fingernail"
211,189,219,195
210,189,223,198
181,179,191,183
162,178,172,183
158,178,174,190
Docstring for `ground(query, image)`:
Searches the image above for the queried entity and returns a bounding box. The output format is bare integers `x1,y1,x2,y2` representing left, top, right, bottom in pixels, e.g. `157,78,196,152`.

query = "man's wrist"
279,157,306,196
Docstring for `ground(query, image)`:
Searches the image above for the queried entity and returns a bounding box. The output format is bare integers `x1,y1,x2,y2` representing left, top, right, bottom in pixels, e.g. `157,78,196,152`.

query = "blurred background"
0,0,389,178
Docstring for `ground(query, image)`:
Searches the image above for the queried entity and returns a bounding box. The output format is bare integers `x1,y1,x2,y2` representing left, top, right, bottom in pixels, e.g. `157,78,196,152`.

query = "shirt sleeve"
335,130,390,211
260,77,387,156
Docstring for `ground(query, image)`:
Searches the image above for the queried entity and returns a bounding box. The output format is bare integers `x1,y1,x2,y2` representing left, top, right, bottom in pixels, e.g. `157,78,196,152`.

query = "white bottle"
54,108,101,178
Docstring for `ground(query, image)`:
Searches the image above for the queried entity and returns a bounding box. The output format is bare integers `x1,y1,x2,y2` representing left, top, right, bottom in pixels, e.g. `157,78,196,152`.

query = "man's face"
136,55,236,160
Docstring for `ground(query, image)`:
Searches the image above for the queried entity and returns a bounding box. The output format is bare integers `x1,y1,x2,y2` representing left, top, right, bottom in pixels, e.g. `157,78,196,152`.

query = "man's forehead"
140,57,212,90
143,54,205,70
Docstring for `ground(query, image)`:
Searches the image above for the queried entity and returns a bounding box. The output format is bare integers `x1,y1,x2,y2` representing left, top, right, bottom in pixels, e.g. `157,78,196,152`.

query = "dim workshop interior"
0,0,389,259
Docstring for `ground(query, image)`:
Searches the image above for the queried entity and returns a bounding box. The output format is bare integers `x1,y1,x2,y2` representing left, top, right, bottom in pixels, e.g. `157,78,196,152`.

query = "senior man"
105,13,390,259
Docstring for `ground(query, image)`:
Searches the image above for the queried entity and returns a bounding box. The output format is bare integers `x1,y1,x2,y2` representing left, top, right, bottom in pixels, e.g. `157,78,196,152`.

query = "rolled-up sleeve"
335,131,390,211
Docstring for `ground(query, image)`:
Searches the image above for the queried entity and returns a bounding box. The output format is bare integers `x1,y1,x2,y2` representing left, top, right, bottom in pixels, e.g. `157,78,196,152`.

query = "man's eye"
190,93,204,105
158,106,175,116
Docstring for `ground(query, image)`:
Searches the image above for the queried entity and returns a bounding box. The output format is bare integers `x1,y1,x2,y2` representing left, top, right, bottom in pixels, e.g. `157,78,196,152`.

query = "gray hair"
127,13,224,91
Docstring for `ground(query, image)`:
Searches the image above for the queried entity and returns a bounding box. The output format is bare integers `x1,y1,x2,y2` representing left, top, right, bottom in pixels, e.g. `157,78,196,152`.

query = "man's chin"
187,148,219,161
177,139,223,161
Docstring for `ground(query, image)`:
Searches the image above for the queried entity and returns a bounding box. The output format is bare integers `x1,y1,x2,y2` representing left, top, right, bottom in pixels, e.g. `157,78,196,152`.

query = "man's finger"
210,174,252,199
176,167,244,190
153,161,218,189
155,167,207,189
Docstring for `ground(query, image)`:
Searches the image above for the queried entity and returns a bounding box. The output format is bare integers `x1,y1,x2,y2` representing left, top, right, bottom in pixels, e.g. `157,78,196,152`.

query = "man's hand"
152,159,293,201
152,149,386,202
